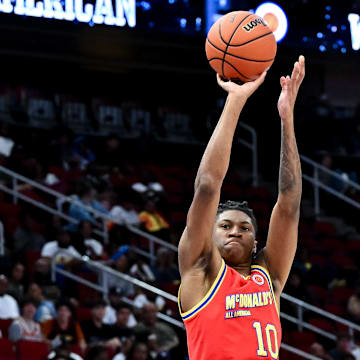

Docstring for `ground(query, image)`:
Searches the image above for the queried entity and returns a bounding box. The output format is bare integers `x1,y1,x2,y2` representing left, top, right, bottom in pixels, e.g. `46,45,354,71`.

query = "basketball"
205,11,277,82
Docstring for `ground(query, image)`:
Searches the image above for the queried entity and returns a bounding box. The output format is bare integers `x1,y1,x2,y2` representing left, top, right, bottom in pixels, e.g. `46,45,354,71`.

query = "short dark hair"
115,302,132,312
217,200,257,233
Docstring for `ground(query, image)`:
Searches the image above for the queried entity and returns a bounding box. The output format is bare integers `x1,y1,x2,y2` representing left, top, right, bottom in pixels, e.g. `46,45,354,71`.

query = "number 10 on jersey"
253,321,279,359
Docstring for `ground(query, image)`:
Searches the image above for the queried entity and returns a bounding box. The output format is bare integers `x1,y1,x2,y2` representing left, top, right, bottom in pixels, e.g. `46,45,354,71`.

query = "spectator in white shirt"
103,287,137,327
41,230,81,264
109,201,139,227
72,221,104,260
0,274,20,319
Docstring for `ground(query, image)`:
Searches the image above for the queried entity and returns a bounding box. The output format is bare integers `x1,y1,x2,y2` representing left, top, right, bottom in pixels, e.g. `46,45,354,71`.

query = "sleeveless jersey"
179,260,281,360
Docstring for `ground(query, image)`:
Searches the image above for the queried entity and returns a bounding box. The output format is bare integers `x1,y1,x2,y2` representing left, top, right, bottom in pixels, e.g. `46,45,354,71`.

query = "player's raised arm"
263,56,305,294
178,72,267,278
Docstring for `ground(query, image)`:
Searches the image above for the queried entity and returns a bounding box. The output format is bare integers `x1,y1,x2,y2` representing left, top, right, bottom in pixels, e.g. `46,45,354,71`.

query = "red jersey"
179,260,281,360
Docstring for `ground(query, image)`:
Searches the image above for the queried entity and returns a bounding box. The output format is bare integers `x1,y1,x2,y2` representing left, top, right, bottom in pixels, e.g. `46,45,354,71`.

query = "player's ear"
253,240,258,254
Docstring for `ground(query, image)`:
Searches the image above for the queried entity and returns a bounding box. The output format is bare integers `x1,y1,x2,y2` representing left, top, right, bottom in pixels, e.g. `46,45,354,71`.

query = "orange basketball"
205,11,277,82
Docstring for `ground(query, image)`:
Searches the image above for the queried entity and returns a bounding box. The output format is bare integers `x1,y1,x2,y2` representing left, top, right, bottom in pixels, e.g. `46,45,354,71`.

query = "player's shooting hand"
277,55,305,121
216,71,267,100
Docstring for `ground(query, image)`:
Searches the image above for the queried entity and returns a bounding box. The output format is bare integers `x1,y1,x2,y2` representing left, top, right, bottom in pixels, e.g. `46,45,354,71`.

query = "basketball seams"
209,57,251,80
227,31,274,47
206,11,277,82
207,38,274,63
219,13,252,78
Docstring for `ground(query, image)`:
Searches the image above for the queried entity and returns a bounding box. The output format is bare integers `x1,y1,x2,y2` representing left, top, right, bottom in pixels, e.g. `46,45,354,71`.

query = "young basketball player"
178,55,305,359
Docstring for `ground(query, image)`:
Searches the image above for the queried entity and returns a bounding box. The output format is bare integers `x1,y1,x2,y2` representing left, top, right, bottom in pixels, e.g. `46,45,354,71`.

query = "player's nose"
229,228,242,237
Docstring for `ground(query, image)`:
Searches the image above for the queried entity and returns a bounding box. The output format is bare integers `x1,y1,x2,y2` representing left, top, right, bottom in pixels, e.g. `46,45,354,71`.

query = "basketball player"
178,55,305,359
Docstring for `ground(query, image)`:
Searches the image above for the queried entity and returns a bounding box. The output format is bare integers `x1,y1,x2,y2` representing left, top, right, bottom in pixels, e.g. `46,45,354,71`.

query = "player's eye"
221,224,230,229
242,226,249,231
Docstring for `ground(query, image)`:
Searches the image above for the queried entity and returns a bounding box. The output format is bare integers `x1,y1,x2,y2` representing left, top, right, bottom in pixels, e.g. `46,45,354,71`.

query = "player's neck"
231,263,252,277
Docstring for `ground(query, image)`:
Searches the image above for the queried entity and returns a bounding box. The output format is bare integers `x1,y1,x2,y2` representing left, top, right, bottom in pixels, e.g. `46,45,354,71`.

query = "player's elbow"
276,201,300,219
195,174,222,194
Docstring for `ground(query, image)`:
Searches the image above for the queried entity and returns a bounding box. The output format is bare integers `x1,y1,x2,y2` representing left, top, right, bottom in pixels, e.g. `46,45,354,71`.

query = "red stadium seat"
0,318,13,338
0,338,15,360
329,287,353,305
309,318,335,333
346,240,360,252
309,254,326,266
321,237,344,253
16,340,50,360
330,255,355,269
76,307,92,322
307,285,328,305
290,331,316,348
313,221,337,236
325,303,345,317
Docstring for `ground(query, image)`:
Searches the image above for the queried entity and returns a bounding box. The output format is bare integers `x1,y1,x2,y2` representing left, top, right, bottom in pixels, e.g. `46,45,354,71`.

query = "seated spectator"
133,288,165,313
113,302,135,346
133,302,178,354
27,282,58,323
81,299,121,350
0,274,20,319
85,344,109,360
13,213,46,253
151,248,179,285
347,281,360,322
41,230,81,264
103,287,137,327
48,351,83,360
139,201,170,240
7,262,25,302
42,300,86,353
130,256,155,283
109,201,140,227
8,296,43,342
329,334,353,360
116,342,150,360
73,136,96,171
66,183,109,233
107,248,134,298
47,336,84,360
109,303,136,360
73,221,104,260
309,342,332,360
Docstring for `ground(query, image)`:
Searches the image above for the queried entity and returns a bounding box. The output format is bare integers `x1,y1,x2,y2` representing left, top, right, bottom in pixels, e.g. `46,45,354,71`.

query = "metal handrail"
51,249,182,329
281,292,360,336
238,121,258,186
300,155,360,215
3,161,359,339
50,249,321,359
0,220,4,256
281,344,322,360
0,165,177,262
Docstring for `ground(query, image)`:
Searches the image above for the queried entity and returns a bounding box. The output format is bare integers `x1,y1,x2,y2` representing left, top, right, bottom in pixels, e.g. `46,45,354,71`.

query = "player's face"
214,210,256,266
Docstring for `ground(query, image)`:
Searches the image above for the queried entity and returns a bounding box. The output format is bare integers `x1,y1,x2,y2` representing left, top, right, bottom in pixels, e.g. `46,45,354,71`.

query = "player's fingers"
297,55,306,85
291,62,300,82
216,73,228,90
280,76,286,88
253,71,267,87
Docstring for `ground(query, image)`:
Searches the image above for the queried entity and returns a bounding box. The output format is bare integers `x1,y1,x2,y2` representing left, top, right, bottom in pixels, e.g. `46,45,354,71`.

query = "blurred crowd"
0,83,359,359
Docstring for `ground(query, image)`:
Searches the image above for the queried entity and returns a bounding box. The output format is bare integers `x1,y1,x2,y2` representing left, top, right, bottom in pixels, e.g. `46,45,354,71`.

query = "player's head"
214,200,257,266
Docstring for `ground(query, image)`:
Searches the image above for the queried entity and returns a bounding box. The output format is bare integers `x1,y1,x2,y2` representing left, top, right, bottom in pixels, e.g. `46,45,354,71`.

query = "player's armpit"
178,179,222,277
262,202,299,293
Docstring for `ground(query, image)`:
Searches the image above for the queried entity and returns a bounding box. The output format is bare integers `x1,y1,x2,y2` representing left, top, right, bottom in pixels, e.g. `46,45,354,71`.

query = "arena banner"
0,0,135,27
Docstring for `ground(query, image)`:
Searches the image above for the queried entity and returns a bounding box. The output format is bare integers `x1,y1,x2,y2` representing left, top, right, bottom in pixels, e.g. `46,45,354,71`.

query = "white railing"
238,121,258,186
2,163,360,358
301,155,360,216
51,250,322,360
0,165,177,264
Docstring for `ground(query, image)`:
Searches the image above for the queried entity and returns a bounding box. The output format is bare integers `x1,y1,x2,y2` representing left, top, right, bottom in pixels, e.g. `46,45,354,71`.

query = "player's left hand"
277,55,305,121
